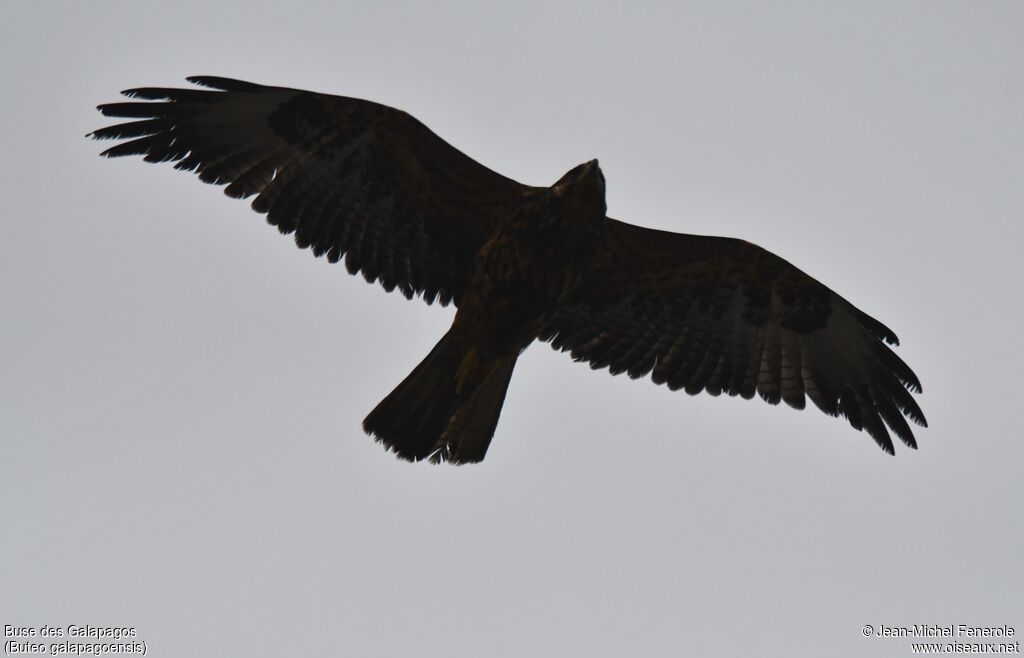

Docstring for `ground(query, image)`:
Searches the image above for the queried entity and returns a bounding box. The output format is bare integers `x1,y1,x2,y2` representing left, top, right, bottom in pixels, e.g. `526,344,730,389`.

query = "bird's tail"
363,330,518,464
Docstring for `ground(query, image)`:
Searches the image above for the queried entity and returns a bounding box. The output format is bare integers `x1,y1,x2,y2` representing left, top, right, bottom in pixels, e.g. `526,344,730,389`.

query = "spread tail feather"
363,332,518,464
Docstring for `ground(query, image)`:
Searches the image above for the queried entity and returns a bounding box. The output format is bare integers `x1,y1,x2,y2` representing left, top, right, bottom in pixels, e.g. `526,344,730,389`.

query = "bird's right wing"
92,76,534,305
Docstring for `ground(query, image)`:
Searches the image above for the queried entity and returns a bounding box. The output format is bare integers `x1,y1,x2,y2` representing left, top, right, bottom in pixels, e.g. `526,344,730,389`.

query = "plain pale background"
2,2,1021,656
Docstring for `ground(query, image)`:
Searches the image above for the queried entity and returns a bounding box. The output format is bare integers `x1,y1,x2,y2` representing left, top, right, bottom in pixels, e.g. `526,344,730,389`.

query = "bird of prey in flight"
91,76,926,464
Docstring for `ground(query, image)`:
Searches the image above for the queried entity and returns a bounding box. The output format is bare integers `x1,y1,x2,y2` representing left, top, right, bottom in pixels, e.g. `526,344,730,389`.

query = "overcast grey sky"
2,2,1021,656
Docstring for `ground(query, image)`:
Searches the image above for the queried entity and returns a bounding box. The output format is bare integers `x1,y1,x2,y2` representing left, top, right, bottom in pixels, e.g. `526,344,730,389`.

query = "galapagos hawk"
91,76,927,464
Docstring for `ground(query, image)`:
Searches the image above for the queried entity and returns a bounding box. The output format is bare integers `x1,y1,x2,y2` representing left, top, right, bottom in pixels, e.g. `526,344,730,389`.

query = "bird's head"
553,159,607,217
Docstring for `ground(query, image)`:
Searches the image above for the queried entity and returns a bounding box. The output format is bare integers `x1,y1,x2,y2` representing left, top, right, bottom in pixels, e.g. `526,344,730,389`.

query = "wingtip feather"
186,75,261,92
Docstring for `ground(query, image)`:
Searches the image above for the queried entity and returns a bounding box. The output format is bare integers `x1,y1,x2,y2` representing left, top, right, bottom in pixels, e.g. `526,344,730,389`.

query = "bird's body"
92,76,926,463
365,162,608,462
459,163,607,363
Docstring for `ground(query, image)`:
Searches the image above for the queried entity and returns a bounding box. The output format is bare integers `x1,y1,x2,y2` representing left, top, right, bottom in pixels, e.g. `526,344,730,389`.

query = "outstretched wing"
91,76,532,305
541,219,927,453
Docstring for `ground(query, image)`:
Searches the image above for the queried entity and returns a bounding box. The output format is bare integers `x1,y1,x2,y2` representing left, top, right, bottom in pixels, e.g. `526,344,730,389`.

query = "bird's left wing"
540,218,927,453
92,76,533,305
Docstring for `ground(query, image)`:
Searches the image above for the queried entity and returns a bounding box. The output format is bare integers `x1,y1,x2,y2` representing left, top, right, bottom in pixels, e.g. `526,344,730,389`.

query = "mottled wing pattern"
91,76,532,305
540,219,927,453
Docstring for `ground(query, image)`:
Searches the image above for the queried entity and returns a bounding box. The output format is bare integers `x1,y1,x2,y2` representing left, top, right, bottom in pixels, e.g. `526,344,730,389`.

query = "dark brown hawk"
91,76,927,464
